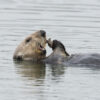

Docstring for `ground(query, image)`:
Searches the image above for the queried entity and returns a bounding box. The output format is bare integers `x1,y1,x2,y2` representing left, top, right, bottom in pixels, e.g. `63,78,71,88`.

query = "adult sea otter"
45,38,100,66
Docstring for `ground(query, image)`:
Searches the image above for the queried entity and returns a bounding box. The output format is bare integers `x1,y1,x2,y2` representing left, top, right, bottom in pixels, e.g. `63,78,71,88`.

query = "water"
0,0,100,100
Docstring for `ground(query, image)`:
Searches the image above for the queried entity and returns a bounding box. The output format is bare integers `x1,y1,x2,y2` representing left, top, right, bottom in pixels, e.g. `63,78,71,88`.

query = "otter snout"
40,30,46,37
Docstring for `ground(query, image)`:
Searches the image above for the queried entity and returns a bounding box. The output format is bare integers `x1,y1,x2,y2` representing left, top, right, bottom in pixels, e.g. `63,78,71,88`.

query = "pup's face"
13,30,47,61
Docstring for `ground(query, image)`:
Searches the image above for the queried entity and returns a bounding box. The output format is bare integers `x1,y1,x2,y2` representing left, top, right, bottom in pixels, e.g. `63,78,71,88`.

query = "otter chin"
13,30,47,61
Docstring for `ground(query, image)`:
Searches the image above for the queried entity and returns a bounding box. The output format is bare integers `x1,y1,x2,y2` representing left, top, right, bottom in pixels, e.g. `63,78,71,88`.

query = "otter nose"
40,30,46,37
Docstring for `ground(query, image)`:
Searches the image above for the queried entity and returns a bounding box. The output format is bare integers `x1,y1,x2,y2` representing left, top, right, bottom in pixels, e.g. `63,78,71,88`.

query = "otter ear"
25,37,32,43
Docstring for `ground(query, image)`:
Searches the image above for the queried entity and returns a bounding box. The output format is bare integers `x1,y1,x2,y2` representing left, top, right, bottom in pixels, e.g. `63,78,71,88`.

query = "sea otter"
13,31,100,66
13,30,47,61
46,38,100,66
44,38,69,64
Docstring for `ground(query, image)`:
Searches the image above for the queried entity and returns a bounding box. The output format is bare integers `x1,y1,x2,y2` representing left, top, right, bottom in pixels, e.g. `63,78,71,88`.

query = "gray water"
0,0,100,100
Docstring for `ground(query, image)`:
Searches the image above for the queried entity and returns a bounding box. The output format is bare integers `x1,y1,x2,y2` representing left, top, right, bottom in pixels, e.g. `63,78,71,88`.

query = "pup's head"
13,30,47,61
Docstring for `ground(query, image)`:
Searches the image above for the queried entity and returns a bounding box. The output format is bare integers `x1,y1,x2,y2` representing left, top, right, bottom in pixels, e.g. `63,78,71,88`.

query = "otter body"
45,39,100,66
64,53,100,66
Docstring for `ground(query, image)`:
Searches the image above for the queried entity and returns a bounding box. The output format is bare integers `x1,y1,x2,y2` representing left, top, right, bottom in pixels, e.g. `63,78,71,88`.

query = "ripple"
0,0,100,100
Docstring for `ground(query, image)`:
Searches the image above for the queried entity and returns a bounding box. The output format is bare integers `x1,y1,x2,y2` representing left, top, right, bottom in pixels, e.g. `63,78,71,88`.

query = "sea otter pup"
13,30,47,61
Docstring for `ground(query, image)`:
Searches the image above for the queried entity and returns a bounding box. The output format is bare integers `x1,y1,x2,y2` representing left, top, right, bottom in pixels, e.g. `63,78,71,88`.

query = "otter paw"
47,38,53,48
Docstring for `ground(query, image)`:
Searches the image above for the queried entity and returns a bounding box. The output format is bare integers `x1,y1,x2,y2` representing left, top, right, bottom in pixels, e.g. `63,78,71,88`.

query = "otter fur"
44,39,69,64
45,39,100,66
13,30,47,61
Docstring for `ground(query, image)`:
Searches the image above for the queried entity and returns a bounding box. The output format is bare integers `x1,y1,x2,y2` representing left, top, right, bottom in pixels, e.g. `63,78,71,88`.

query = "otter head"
47,38,69,57
13,30,47,61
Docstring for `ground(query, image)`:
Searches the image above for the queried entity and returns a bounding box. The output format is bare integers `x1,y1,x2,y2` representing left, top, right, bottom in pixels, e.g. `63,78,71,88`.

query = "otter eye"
26,37,32,43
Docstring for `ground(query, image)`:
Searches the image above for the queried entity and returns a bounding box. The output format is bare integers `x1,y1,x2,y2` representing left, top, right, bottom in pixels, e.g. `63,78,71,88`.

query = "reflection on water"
14,60,66,81
14,61,46,80
1,0,100,100
12,61,67,100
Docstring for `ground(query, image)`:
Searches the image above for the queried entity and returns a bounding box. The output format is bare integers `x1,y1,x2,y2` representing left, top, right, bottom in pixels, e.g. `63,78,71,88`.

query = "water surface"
0,0,100,100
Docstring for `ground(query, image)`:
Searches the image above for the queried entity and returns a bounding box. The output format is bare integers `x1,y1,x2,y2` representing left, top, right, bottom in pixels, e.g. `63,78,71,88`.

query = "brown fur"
13,30,47,61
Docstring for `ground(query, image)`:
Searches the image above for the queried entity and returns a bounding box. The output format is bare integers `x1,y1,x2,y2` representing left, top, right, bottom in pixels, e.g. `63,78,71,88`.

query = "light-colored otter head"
13,30,47,61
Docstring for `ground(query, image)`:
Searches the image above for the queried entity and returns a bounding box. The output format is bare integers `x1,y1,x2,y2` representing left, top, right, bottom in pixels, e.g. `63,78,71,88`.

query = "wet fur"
13,30,46,61
45,40,69,64
45,39,100,66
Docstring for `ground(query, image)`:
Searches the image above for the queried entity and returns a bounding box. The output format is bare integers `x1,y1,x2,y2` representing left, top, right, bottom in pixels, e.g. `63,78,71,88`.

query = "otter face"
13,30,47,61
